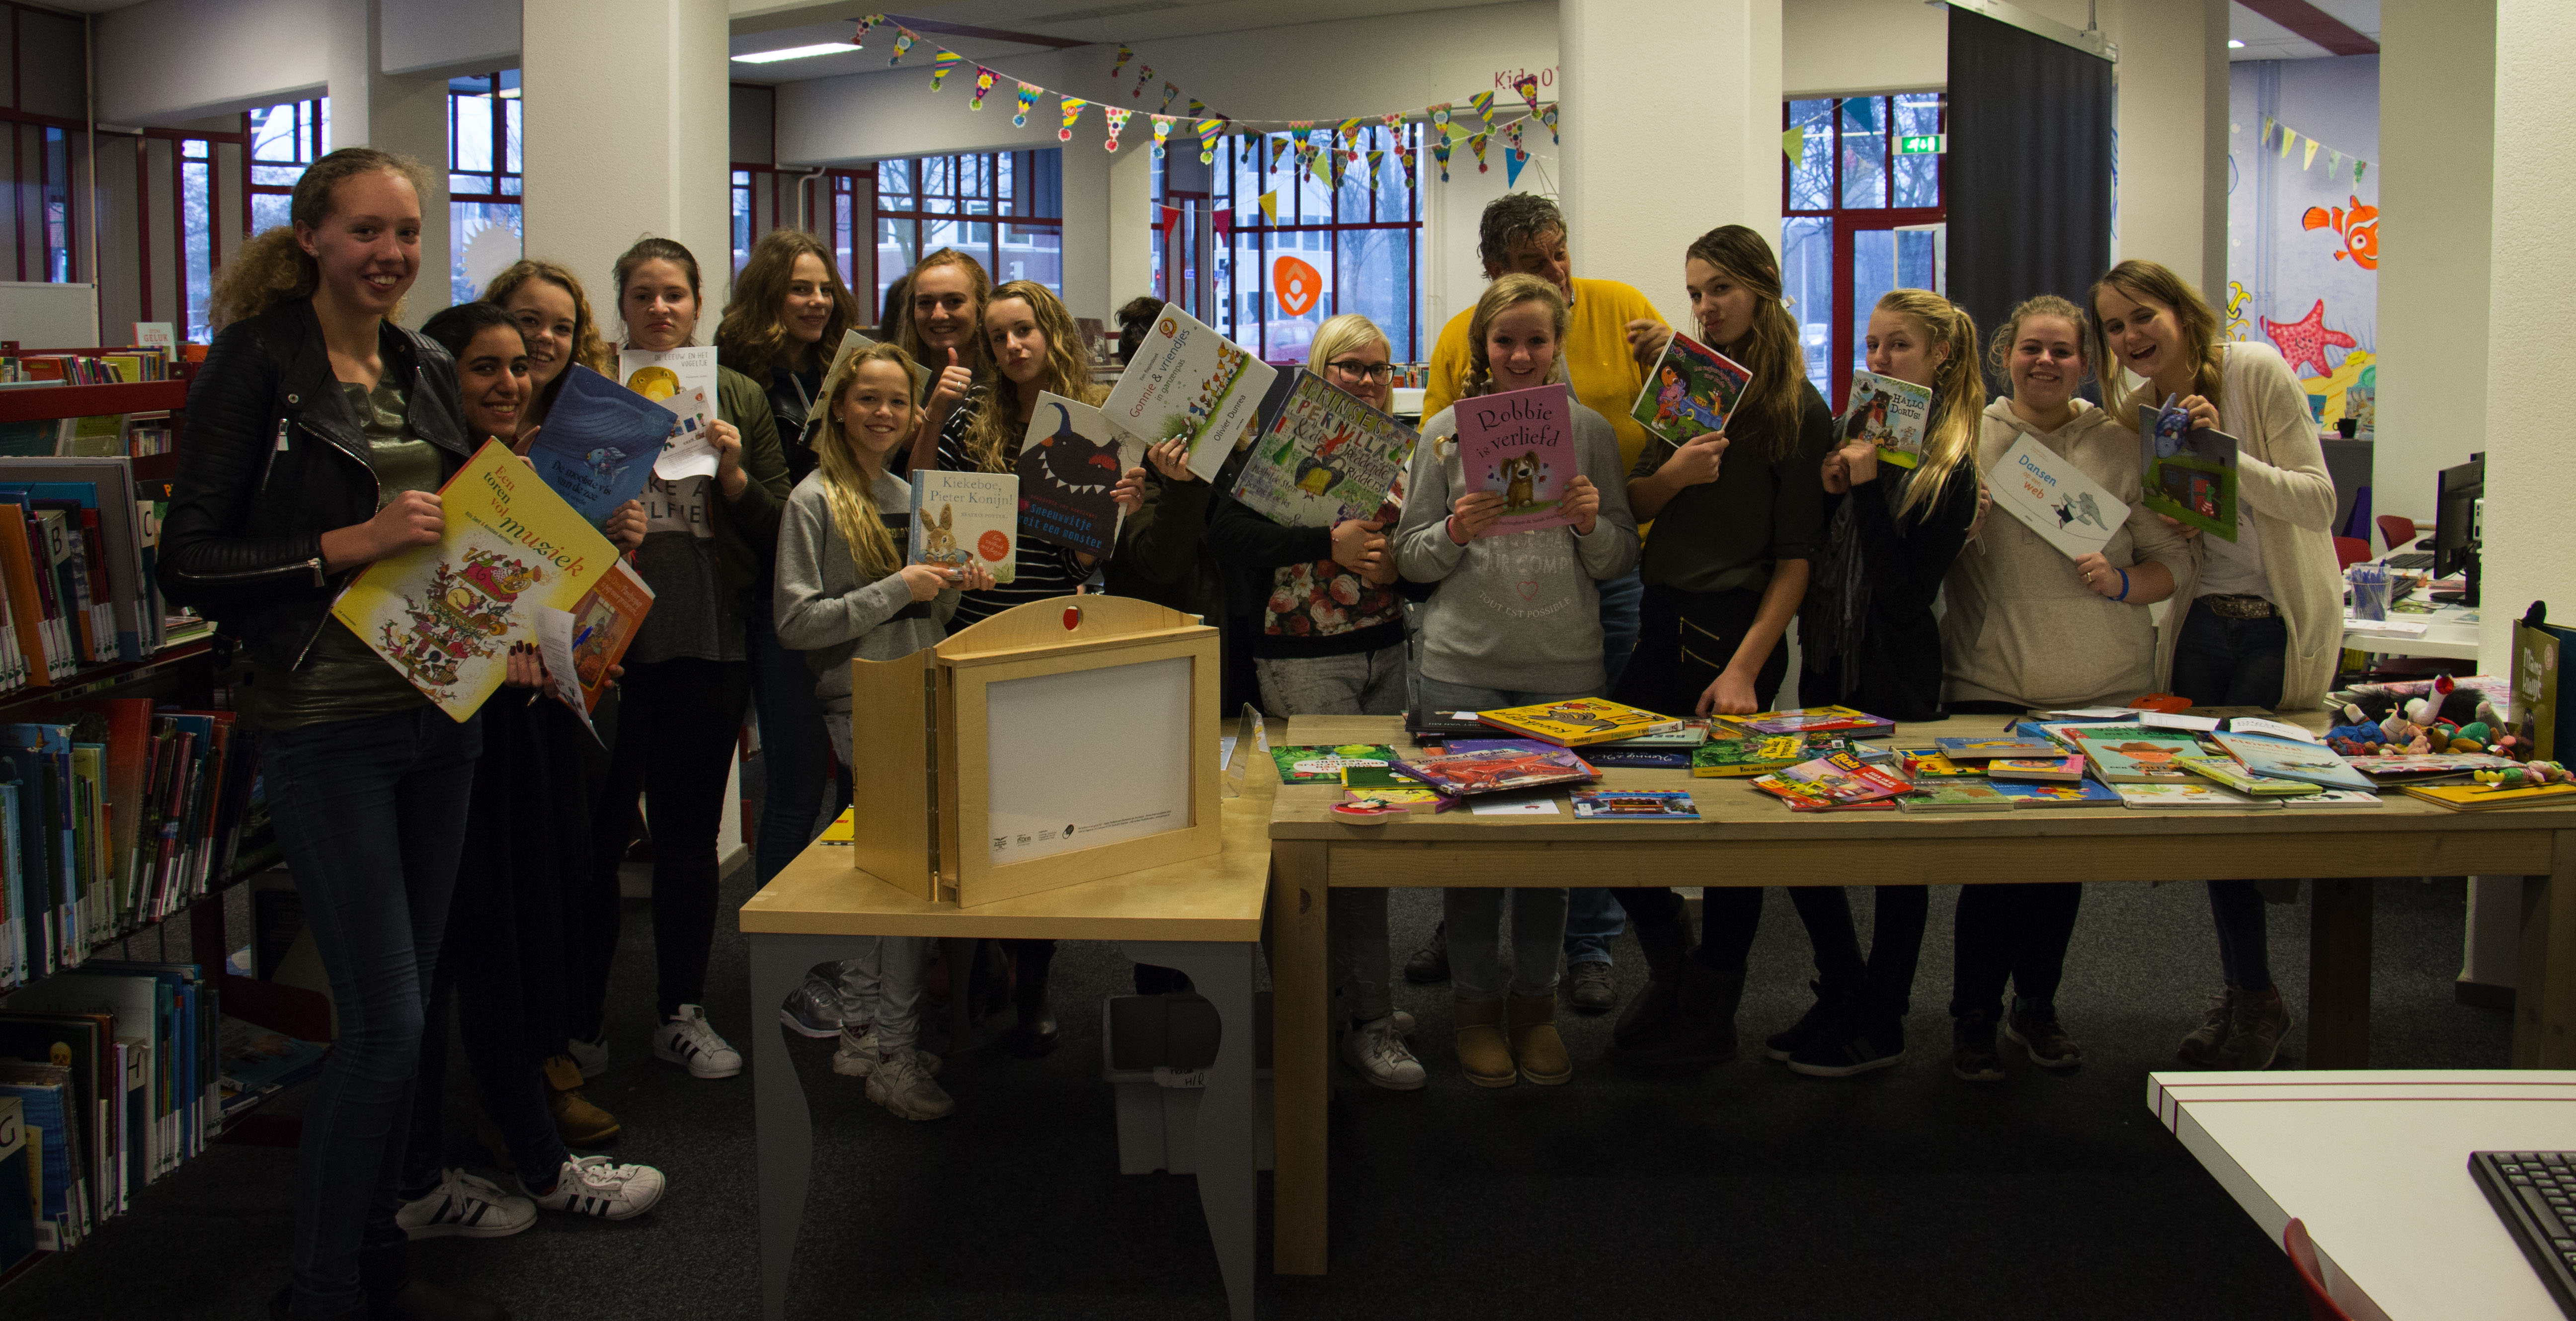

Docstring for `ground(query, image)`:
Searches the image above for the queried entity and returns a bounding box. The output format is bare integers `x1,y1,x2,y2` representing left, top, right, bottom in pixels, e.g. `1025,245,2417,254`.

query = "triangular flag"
1196,117,1225,164
1367,148,1384,187
852,14,883,47
1269,136,1290,172
2262,116,2275,146
1505,148,1526,187
1469,91,1496,129
2280,129,2297,160
2303,137,2320,169
1258,190,1278,223
1429,102,1452,131
1468,131,1491,172
1013,83,1040,128
1308,144,1331,186
1432,136,1452,182
1329,147,1347,190
1540,105,1558,144
1133,65,1153,98
928,50,965,90
1104,106,1131,151
1188,98,1206,119
1338,117,1365,150
1058,96,1090,142
887,26,915,64
970,67,998,109
1161,82,1180,112
1513,73,1540,110
1783,126,1806,165
2355,159,2367,185
1150,114,1175,159
2328,150,2341,174
1112,44,1134,78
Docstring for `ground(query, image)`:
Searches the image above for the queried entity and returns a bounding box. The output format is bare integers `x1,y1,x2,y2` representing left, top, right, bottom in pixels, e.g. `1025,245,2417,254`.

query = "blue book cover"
2210,732,2376,792
0,1076,75,1246
1986,778,2122,808
0,1094,37,1269
525,364,674,528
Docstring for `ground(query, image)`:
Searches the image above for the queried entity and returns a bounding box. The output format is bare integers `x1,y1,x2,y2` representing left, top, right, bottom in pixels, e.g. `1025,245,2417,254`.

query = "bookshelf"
0,383,190,426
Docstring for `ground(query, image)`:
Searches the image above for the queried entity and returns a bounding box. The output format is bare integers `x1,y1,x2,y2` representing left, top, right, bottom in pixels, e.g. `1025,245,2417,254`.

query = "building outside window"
450,71,522,304
1782,92,1947,406
872,149,1062,314
248,97,328,238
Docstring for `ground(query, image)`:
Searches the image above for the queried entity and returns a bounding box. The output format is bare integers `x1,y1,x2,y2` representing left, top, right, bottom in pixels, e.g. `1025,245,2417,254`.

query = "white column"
1057,144,1113,324
2378,0,2496,531
2110,0,2228,295
1107,144,1155,320
521,0,732,321
1558,0,1780,331
2479,0,2576,665
326,0,453,328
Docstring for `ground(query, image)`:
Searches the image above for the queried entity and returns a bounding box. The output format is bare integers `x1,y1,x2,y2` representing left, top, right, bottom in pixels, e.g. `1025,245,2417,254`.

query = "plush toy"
2474,761,2574,789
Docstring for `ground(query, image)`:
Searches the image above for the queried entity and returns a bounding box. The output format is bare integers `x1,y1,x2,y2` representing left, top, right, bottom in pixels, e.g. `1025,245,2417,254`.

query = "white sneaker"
396,1168,535,1239
1341,1014,1428,1090
524,1155,665,1221
832,1024,942,1079
565,1034,610,1079
780,973,854,1039
865,1046,956,1120
652,1005,742,1079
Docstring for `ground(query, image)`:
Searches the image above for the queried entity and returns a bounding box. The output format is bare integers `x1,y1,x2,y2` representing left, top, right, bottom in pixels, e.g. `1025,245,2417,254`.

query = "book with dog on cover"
1454,383,1574,536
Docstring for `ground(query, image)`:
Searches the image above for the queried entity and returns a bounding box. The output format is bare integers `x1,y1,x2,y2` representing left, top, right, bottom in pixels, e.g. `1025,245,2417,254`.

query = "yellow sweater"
1421,276,1665,475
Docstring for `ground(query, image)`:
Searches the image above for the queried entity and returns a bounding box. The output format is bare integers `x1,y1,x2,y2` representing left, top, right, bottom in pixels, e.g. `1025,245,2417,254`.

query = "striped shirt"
934,410,1095,633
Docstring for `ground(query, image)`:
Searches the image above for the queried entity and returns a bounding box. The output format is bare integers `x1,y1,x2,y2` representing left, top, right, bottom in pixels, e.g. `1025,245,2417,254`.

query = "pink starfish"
2259,300,2357,378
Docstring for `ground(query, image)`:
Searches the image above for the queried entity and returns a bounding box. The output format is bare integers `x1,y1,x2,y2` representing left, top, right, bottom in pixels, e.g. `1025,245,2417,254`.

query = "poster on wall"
2226,66,2377,430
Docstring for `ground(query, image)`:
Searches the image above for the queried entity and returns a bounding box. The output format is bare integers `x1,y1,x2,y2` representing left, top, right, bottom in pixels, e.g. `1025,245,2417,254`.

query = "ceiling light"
2228,38,2246,48
732,42,859,64
497,87,520,99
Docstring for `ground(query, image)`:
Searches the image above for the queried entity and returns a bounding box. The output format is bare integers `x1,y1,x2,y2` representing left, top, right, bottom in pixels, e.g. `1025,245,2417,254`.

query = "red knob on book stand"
1063,604,1082,631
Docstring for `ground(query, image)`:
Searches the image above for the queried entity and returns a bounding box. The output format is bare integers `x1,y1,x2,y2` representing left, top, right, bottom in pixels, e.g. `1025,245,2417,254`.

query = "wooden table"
1266,713,2576,1276
742,793,1274,1321
2152,1071,2576,1319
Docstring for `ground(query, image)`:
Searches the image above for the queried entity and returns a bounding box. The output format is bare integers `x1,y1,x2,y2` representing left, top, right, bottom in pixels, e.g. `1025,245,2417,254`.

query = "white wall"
99,0,330,124
380,0,520,77
2380,0,2494,532
2109,0,2231,294
1057,145,1113,324
1784,0,1944,94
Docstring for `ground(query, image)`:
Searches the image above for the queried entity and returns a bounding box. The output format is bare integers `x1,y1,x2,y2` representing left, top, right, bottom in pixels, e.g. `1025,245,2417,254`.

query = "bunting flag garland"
1059,97,1090,142
1196,117,1225,163
1103,106,1131,151
852,13,884,47
1468,131,1491,172
1337,117,1365,153
1513,73,1540,110
1188,98,1207,119
1367,148,1384,187
1541,105,1558,143
1431,136,1452,181
1112,44,1134,78
887,27,915,64
928,50,965,90
2328,149,2342,175
1782,126,1806,165
1150,114,1175,159
1506,149,1526,187
1013,82,1040,127
1258,190,1279,222
1469,91,1496,130
1133,66,1154,98
970,67,998,109
1161,82,1180,112
1268,136,1290,172
1429,102,1452,131
1397,141,1415,188
2354,159,2367,185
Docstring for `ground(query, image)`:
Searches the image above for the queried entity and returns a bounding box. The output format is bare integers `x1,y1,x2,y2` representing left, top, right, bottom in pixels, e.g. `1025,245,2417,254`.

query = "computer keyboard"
2387,551,2435,570
2470,1151,2576,1317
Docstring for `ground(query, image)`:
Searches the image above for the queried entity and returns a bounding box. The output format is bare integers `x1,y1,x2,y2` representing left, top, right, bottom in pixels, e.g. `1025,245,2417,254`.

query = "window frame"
869,149,1064,310
1782,93,1948,407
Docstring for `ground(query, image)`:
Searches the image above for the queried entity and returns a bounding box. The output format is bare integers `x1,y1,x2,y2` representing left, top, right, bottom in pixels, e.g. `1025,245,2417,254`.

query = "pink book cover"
1454,383,1575,537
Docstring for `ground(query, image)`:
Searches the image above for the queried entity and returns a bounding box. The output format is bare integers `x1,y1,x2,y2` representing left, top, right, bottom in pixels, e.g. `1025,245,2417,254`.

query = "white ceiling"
26,0,153,11
2230,0,2380,62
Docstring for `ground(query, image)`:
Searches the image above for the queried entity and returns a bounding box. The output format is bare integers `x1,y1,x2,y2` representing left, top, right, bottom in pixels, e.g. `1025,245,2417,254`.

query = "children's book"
2226,717,2322,743
1840,369,1934,468
618,346,719,479
1100,303,1279,483
1725,706,1897,738
1570,790,1702,821
1987,779,2123,808
1580,747,1694,770
2172,753,2324,797
1692,735,1808,778
534,559,654,737
1015,393,1137,558
1390,743,1596,797
2114,782,2277,810
1751,773,1900,813
1404,706,1491,739
2209,732,2376,791
1932,736,2067,761
329,441,623,722
907,470,1017,585
1475,697,1688,747
2343,752,2521,782
2137,400,2241,541
2278,789,2386,810
2064,727,2205,782
1628,334,1752,446
1591,720,1711,749
1230,369,1418,529
1455,382,1575,536
1989,434,2128,560
1899,749,1980,779
1341,787,1459,815
2401,782,2576,812
1986,756,2089,783
1897,782,2016,813
1269,743,1398,784
522,364,675,529
1768,751,1913,805
1342,763,1428,790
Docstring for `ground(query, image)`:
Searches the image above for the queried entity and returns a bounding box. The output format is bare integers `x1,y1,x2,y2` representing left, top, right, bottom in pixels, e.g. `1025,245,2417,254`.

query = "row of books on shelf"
0,352,179,387
0,461,188,694
0,413,179,461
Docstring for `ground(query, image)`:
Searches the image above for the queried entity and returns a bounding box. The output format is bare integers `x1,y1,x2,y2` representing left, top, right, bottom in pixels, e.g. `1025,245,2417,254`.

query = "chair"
2334,536,2371,569
2281,1218,2358,1321
2377,514,2419,555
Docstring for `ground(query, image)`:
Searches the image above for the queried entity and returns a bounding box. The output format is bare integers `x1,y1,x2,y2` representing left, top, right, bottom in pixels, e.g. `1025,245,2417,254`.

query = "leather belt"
2198,593,2277,619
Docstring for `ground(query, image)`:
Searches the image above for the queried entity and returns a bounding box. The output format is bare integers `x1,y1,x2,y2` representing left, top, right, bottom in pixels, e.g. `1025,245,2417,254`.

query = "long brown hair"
1870,289,1984,519
812,340,921,580
2087,259,2225,427
895,248,991,379
1685,224,1805,462
716,229,862,381
482,258,613,415
1461,274,1570,400
210,147,431,329
960,280,1101,473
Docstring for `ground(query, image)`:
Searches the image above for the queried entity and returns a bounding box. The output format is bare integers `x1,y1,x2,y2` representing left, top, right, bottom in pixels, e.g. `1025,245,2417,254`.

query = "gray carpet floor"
0,844,2514,1319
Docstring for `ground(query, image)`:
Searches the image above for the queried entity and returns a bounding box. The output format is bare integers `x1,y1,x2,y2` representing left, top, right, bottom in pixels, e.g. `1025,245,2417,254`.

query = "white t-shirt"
2195,444,2269,599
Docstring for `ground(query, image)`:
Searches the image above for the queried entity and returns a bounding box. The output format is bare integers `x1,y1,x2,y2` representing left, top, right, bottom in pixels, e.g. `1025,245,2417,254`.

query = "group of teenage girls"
156,147,2337,1320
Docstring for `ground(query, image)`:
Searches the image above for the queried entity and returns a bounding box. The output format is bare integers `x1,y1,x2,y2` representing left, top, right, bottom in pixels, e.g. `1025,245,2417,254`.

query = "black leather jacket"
161,300,473,671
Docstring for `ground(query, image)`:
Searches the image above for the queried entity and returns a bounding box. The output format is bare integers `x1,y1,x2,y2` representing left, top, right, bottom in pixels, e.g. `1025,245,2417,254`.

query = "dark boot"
360,1242,509,1321
1610,915,1692,1050
1006,942,1059,1058
1617,957,1743,1071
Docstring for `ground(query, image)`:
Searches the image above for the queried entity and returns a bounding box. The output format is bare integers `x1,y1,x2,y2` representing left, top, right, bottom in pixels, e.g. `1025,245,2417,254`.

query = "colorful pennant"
928,50,965,90
1469,91,1496,129
887,26,915,64
1059,96,1090,142
1431,136,1451,182
1112,44,1134,78
1151,114,1175,159
1133,66,1153,98
1013,82,1040,128
1513,73,1540,109
1196,117,1225,164
1103,106,1131,151
1161,82,1180,112
1467,131,1491,172
1541,105,1558,143
970,67,998,109
1258,190,1279,223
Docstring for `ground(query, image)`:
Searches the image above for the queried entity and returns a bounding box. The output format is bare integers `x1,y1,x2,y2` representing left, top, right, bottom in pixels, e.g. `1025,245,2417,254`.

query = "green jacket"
713,364,792,611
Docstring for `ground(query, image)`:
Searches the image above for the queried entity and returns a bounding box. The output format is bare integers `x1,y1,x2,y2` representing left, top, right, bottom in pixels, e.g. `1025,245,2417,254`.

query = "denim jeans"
1564,887,1624,965
2171,605,2289,993
264,706,481,1319
750,606,847,885
1598,568,1645,694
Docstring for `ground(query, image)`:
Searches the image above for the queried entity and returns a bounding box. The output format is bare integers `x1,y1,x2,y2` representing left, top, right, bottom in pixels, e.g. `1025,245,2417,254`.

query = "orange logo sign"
1274,256,1321,316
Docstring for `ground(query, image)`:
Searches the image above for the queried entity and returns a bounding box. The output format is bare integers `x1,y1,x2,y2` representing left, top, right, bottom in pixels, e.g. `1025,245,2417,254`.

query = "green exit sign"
1897,134,1946,155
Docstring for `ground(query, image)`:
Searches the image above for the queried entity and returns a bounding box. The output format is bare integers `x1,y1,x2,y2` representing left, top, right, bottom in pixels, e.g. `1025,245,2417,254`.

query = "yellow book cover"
330,440,620,722
2402,782,2576,813
1692,735,1808,778
1476,697,1688,747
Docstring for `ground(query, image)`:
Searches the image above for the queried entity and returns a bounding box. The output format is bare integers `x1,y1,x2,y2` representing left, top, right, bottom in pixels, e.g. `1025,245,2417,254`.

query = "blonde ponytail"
1872,288,1984,521
811,340,920,580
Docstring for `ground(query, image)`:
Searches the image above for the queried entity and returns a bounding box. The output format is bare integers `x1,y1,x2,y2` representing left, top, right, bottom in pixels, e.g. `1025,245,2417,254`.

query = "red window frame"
1783,94,1948,407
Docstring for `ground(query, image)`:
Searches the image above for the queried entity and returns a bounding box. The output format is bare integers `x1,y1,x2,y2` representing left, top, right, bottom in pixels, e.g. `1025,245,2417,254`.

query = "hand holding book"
320,489,444,572
1660,433,1728,487
1447,491,1508,544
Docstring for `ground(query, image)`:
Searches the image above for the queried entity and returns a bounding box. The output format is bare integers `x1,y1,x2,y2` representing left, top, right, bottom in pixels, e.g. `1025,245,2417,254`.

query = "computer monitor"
2432,453,2483,604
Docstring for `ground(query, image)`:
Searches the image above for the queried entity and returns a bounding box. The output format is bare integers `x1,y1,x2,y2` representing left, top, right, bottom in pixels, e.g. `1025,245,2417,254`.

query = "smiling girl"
898,248,992,473
482,258,613,434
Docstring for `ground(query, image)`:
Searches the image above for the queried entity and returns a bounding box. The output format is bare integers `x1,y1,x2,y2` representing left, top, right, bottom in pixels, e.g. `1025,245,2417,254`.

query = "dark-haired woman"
161,147,496,1321
576,238,790,1086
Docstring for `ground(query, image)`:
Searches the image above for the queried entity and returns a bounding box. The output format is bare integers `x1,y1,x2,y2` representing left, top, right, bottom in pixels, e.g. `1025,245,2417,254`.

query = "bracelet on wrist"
2115,568,2131,602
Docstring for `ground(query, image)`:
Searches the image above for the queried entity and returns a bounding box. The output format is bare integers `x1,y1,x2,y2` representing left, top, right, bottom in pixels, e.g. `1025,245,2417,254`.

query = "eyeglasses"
1325,360,1395,383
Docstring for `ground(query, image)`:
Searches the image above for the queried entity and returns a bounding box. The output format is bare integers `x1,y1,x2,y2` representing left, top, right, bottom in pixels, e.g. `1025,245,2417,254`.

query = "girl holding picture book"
1394,274,1639,1088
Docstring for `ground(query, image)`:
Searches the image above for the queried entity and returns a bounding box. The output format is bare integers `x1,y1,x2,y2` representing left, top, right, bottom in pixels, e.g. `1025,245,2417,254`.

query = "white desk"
2150,1071,2576,1321
2342,570,2481,661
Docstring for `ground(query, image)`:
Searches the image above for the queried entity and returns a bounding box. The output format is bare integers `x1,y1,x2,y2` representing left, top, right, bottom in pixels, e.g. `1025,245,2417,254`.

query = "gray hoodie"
1394,400,1639,694
773,469,958,714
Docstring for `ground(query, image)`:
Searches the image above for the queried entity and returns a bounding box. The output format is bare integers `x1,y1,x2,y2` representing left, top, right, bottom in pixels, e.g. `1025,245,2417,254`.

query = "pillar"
1057,143,1113,324
2478,0,2576,664
327,0,453,328
1558,0,1780,330
520,0,732,326
2110,0,2228,296
2378,0,2495,531
1107,144,1155,321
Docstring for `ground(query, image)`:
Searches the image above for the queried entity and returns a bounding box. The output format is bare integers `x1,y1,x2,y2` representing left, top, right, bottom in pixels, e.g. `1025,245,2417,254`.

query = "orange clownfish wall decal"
2301,195,2379,270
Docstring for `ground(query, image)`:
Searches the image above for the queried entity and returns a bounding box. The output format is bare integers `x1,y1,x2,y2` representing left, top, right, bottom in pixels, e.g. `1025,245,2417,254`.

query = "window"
449,72,522,304
872,150,1062,313
1782,93,1947,405
0,0,95,287
1156,127,1421,366
180,139,216,339
248,97,329,237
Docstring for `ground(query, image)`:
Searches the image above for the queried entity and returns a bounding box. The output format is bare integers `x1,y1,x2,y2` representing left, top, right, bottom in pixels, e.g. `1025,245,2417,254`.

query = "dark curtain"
1947,8,2114,395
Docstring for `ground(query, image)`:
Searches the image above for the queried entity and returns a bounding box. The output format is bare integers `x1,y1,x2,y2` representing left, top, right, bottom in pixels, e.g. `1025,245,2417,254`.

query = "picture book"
2139,711,2222,733
2022,719,2151,753
1341,787,1458,815
1726,707,1898,738
2065,727,2205,782
1840,369,1934,468
1897,782,2016,813
2172,753,2323,797
1591,720,1711,749
521,365,676,529
2226,717,2322,743
1751,773,1900,813
1769,751,1914,805
535,558,654,736
1581,747,1694,770
1390,743,1596,797
1692,735,1808,778
907,470,1017,585
2137,401,2241,541
1475,697,1689,747
1230,369,1418,529
1899,749,1980,779
1932,736,2067,761
1455,383,1575,536
2114,782,2277,810
2401,782,2576,813
2343,752,2521,782
2209,732,2376,792
1570,790,1702,821
1405,706,1491,739
1986,756,2089,783
1015,393,1137,558
1101,303,1279,483
1269,744,1398,784
1342,763,1428,790
1987,779,2123,809
329,441,623,722
618,346,719,480
1629,334,1752,446
2278,789,2386,810
1989,434,2128,560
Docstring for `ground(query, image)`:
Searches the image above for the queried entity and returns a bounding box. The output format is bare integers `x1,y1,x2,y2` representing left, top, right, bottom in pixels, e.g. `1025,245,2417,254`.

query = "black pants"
582,655,754,1025
2170,606,2290,992
1949,883,2084,1019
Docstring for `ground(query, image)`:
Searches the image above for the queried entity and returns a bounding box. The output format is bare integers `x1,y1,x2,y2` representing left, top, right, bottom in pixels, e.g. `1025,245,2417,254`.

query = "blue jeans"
750,606,846,885
264,707,481,1318
1565,887,1623,965
1598,568,1644,694
1413,677,1591,997
2171,605,2288,992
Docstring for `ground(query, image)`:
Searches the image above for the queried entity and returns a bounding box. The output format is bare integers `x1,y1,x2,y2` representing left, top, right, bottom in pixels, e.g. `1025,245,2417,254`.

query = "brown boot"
544,1053,621,1146
1453,996,1516,1087
1507,992,1571,1085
